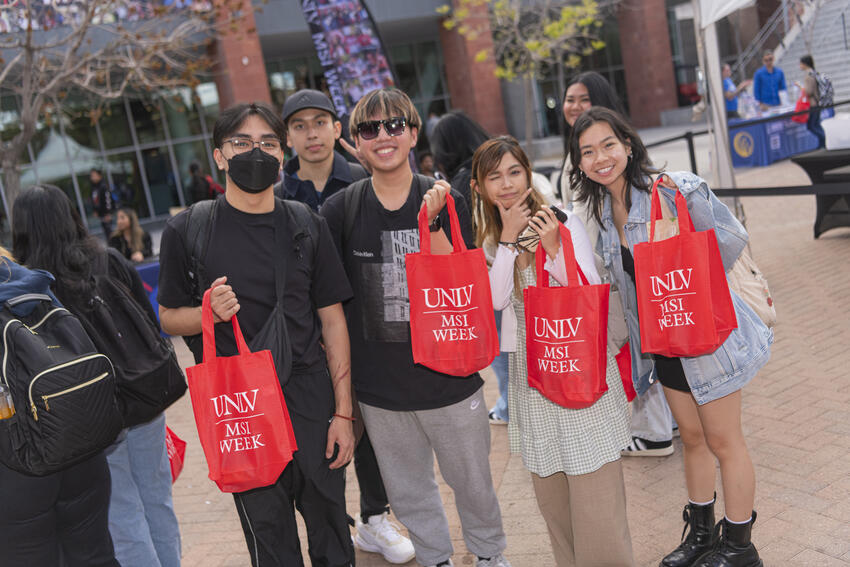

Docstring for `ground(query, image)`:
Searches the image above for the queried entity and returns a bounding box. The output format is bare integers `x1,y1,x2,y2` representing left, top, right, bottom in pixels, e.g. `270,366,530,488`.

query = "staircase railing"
730,2,789,82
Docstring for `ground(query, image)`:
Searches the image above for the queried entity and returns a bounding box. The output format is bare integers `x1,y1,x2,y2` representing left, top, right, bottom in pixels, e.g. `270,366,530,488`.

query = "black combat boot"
659,497,718,567
693,511,763,567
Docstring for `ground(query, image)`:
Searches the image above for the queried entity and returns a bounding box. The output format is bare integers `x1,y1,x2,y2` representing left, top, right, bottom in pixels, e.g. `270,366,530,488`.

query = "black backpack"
73,250,187,428
0,294,122,476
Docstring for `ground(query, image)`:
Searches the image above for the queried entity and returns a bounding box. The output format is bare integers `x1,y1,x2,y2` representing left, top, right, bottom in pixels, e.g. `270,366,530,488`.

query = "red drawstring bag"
406,194,499,376
185,290,298,493
634,178,737,357
523,225,610,409
165,426,186,483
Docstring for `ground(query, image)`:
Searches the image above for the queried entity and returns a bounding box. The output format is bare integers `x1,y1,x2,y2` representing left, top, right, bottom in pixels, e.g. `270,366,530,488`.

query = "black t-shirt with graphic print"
321,178,483,411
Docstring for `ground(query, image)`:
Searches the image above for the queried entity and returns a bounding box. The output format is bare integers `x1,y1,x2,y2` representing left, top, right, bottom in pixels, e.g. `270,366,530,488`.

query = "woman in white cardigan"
470,136,633,566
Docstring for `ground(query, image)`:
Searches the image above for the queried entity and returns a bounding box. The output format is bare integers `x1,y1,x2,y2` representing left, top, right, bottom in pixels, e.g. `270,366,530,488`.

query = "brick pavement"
166,160,850,566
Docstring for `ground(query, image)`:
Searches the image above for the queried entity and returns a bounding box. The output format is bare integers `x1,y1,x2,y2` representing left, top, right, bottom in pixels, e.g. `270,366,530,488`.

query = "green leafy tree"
0,0,249,216
440,0,605,153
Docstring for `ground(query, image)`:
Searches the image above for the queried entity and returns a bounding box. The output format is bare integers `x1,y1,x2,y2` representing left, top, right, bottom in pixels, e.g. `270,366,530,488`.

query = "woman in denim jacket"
568,108,772,567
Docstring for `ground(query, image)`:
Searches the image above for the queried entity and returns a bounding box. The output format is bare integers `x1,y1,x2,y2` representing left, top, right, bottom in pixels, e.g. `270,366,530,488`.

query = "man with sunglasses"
321,88,511,567
158,102,355,566
753,49,787,110
275,88,415,564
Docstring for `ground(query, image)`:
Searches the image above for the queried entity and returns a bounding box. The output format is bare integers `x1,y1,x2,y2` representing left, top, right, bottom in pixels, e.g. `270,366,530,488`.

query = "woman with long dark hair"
556,71,626,205
0,242,119,566
569,107,772,567
13,185,181,567
471,136,633,565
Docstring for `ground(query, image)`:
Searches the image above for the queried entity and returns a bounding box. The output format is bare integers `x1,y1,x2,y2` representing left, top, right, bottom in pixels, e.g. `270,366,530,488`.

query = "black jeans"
233,409,353,567
354,430,390,522
0,452,118,567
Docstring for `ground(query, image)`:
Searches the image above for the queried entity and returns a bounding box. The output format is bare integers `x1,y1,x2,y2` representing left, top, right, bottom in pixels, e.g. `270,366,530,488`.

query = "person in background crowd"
752,50,787,110
559,72,676,459
187,162,223,203
274,89,369,212
570,107,772,567
13,184,180,567
108,207,153,262
274,88,414,564
91,168,116,240
801,74,826,148
158,102,355,567
798,54,834,118
471,136,634,566
722,64,752,120
321,88,511,567
0,242,119,567
418,150,435,178
555,71,627,206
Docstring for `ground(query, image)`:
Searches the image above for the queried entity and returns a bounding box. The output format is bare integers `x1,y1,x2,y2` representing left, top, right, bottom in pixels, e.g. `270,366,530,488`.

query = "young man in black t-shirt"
321,88,511,567
157,102,355,567
276,89,414,564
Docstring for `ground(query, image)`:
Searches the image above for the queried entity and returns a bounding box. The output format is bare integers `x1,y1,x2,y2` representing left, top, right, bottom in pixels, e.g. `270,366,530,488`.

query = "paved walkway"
165,158,850,566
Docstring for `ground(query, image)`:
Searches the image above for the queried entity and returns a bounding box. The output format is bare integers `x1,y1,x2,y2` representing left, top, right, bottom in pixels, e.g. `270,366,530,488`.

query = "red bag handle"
418,192,466,255
534,223,589,289
201,288,251,362
649,176,694,243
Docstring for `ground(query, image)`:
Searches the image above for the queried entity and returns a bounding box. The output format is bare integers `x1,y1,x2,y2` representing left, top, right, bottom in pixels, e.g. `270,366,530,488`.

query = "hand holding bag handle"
417,192,466,255
534,224,589,289
201,288,251,362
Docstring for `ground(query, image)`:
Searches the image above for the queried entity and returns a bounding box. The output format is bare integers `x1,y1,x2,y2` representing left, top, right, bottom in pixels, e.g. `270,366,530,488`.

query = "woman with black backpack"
13,184,182,567
0,244,120,567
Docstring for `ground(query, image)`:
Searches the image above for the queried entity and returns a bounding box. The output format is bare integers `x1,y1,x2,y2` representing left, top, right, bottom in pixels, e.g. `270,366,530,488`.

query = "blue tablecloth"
729,117,820,167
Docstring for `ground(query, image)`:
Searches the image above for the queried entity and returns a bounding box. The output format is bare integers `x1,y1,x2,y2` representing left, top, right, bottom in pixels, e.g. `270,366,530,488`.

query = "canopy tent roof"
20,129,101,187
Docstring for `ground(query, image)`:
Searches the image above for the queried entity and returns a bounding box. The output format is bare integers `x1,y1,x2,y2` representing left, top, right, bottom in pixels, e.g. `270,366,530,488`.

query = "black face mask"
226,147,281,193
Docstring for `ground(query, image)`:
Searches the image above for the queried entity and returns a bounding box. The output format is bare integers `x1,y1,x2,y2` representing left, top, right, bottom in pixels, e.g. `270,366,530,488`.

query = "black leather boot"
660,497,718,567
693,511,763,567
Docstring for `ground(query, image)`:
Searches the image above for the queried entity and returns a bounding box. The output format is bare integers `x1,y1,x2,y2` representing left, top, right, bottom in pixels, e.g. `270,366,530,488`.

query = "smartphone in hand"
517,205,568,252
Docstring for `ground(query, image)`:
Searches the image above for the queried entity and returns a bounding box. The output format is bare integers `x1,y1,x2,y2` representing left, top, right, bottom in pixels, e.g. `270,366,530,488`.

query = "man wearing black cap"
276,89,414,565
275,89,368,212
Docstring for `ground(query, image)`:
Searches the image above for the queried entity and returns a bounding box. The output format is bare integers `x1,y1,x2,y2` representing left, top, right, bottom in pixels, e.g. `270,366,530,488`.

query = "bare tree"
0,0,242,214
440,0,605,154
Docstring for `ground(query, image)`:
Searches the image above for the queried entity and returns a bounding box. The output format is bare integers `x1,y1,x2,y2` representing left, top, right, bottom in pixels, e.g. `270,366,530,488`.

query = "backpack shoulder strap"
181,199,218,304
279,198,319,254
343,177,371,246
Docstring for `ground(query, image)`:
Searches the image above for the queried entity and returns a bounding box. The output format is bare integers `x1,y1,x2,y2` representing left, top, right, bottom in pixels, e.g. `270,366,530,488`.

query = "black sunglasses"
356,117,407,140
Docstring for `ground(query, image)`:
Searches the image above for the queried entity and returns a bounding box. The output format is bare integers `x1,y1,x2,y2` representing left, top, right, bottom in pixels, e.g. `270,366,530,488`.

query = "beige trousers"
531,460,635,567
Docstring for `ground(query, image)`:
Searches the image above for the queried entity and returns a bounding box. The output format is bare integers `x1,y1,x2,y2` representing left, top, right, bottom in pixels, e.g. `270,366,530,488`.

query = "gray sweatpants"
360,387,506,566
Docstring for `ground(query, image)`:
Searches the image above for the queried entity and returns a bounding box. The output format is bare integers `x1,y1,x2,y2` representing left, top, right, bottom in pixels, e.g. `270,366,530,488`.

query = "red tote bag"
523,225,610,409
406,194,499,376
185,290,298,493
634,178,737,357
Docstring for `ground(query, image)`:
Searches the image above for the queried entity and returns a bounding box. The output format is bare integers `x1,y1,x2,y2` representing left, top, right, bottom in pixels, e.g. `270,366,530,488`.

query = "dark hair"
90,168,102,176
568,107,659,224
189,161,201,175
430,111,490,180
212,102,286,148
561,71,626,156
12,185,103,307
348,87,422,139
800,54,815,69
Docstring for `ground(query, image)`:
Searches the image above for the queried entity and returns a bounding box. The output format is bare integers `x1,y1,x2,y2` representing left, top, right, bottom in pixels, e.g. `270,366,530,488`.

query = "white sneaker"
354,512,416,564
477,553,512,567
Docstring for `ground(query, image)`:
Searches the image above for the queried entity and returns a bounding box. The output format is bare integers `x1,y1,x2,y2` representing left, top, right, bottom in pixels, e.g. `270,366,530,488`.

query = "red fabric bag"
791,94,810,124
523,225,610,409
634,178,737,357
405,194,499,376
185,290,298,493
615,343,636,402
165,426,186,483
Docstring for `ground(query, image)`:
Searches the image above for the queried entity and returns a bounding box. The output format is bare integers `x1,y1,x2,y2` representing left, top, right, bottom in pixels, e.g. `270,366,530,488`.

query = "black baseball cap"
282,89,338,124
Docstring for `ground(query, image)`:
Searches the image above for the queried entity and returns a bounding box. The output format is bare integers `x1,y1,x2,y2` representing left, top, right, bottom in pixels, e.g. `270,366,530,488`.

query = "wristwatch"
428,215,442,233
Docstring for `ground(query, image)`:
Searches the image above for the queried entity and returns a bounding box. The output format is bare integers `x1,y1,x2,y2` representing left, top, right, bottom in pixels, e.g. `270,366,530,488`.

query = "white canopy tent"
20,129,101,187
692,0,754,200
